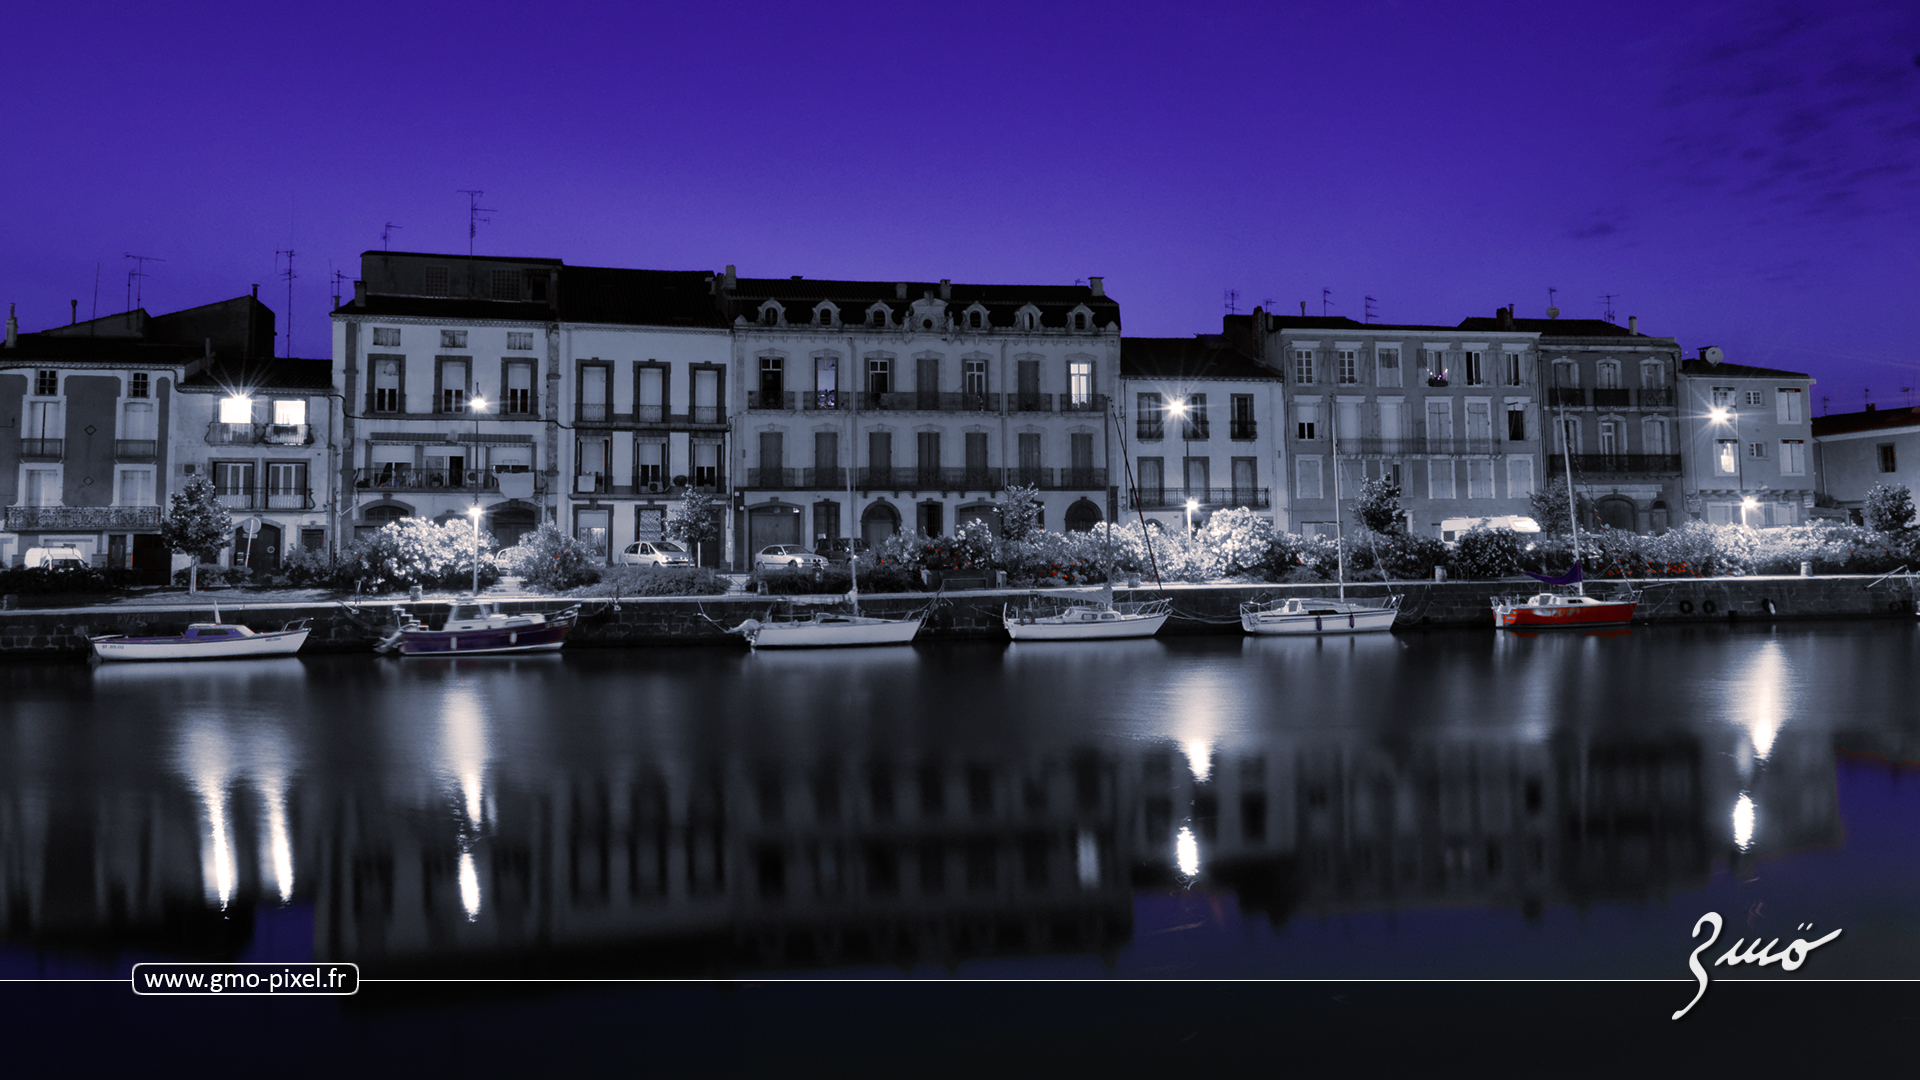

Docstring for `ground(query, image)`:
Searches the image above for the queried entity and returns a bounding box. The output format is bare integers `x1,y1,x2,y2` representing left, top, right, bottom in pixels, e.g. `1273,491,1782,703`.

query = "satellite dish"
1703,346,1724,365
1546,306,1560,320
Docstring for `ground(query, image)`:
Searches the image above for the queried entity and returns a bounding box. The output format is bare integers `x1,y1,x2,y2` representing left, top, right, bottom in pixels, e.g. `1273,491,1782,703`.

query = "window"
1643,418,1668,455
1468,460,1493,499
273,400,306,426
1598,420,1619,457
1711,386,1734,407
505,361,534,414
963,359,988,399
579,363,608,420
1376,348,1401,387
441,330,468,349
1507,406,1526,441
1744,390,1764,407
23,468,59,506
1507,457,1534,498
1747,441,1768,459
34,370,57,396
1426,400,1453,450
1293,350,1315,384
760,355,784,396
373,358,402,413
817,307,834,326
1879,444,1897,473
490,269,519,300
636,441,666,488
868,357,891,394
214,461,255,498
870,431,894,474
871,308,888,328
1182,394,1208,439
121,401,155,440
1137,457,1164,500
1230,394,1255,440
1717,440,1739,475
1776,388,1803,423
1296,457,1323,499
267,463,307,506
1428,460,1455,499
424,267,449,296
1337,350,1357,384
1641,360,1664,386
441,358,470,413
1295,401,1318,441
1781,440,1806,476
1073,312,1088,330
1183,456,1209,491
219,396,252,424
117,467,154,506
1137,393,1163,440
373,327,401,347
130,372,150,398
1466,402,1493,449
507,331,534,350
1464,351,1485,386
1596,362,1620,389
1068,361,1092,407
968,311,983,329
1016,433,1042,483
763,306,780,326
1504,352,1523,386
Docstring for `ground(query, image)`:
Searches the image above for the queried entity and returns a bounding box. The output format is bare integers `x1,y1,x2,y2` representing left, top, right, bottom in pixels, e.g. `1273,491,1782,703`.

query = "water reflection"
2,626,1912,977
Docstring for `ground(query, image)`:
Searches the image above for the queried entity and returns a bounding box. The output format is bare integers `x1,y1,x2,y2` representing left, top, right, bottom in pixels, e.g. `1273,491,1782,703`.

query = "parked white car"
1439,516,1541,544
621,540,695,568
22,546,87,570
754,544,827,571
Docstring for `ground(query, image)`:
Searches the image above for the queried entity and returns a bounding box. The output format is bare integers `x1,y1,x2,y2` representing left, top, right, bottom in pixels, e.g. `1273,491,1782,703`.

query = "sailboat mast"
1559,401,1584,596
847,353,860,614
1332,401,1345,599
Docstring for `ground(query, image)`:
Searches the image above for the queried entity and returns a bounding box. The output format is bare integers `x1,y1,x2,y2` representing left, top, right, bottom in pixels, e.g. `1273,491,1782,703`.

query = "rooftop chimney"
1299,301,1306,316
1088,276,1104,298
251,284,259,301
939,279,951,300
70,300,77,325
354,280,367,307
723,265,736,290
895,282,908,299
1628,315,1638,333
5,303,15,348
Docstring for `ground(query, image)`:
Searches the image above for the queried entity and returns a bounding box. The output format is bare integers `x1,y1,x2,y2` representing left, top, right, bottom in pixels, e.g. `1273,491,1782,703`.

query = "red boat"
1492,591,1636,629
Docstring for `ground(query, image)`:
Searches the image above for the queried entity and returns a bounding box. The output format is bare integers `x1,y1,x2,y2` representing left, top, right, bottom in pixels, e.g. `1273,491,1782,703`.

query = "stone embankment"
3,574,1916,661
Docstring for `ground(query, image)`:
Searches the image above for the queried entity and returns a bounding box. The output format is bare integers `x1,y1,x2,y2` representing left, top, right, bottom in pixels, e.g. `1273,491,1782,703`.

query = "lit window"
219,397,252,424
273,400,306,426
1069,361,1092,406
1717,440,1739,475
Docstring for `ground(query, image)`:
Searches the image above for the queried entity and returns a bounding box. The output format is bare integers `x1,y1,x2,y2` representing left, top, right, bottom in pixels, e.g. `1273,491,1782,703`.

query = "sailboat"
733,379,923,649
1492,403,1637,629
1241,406,1401,635
1005,583,1171,640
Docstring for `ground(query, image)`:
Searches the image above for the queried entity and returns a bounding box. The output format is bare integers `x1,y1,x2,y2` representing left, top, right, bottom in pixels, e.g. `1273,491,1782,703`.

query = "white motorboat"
734,609,924,648
1240,594,1402,635
374,599,577,656
91,618,311,661
1005,591,1170,641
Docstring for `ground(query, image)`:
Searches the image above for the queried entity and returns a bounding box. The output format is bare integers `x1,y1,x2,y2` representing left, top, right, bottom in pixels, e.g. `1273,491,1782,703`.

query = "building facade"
1811,406,1920,522
1678,351,1815,525
1117,335,1286,531
718,270,1121,566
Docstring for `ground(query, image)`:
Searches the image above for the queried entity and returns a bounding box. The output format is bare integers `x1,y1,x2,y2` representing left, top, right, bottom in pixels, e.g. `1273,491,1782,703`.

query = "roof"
1121,337,1276,382
334,295,558,322
2,334,201,365
364,250,564,266
1456,316,1653,338
179,357,334,393
725,276,1120,331
559,266,728,328
1259,314,1455,333
1680,358,1811,380
1812,407,1920,438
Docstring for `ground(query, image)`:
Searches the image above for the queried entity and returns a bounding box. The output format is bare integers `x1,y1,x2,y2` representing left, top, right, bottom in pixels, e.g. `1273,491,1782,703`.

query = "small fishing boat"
1492,399,1637,630
375,599,578,656
1005,589,1170,641
91,616,311,661
734,608,924,649
1240,594,1402,635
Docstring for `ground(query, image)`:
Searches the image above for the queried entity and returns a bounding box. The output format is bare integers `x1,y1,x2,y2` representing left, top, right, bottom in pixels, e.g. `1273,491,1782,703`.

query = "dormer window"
1073,313,1087,330
816,306,835,326
968,311,981,329
921,317,935,330
871,308,889,328
760,304,781,326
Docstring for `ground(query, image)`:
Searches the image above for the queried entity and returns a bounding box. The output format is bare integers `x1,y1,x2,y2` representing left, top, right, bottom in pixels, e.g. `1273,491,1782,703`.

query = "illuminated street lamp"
1708,403,1748,525
1185,497,1199,535
1168,397,1193,527
467,505,483,596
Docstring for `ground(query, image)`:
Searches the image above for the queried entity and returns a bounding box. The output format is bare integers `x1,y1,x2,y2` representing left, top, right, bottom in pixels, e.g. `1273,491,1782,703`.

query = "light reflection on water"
3,623,1918,979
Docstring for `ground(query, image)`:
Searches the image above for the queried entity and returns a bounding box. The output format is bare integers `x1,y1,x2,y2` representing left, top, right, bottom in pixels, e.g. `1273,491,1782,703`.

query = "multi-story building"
2,294,275,579
1811,405,1920,523
717,270,1121,564
332,252,731,560
1679,349,1815,525
1242,309,1545,539
1117,335,1285,531
1459,313,1685,535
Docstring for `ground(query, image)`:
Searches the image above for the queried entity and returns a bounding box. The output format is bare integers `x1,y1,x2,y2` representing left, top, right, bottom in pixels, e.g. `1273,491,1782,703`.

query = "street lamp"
1168,397,1192,523
1708,403,1746,525
467,505,483,596
1185,497,1199,535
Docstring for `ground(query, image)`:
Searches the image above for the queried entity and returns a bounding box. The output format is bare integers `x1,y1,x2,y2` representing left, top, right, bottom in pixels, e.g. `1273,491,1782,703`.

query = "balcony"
1591,388,1631,409
20,438,63,460
858,391,1002,413
1129,487,1271,511
747,468,797,489
354,467,503,494
605,475,724,497
747,390,795,411
1548,388,1585,408
1179,420,1211,441
801,467,847,489
1639,387,1675,408
1010,393,1054,413
1333,435,1505,457
115,439,158,460
213,487,316,511
1229,420,1257,441
858,467,1007,490
205,422,313,446
6,505,162,531
1549,454,1682,475
1058,394,1109,414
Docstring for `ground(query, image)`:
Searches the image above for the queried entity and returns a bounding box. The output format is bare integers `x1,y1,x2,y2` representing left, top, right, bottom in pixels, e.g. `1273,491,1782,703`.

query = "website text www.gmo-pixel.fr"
130,963,359,996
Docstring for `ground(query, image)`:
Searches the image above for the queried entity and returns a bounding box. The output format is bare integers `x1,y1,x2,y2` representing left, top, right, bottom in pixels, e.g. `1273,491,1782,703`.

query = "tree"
1864,482,1915,532
1001,483,1043,543
1530,476,1574,537
1354,477,1403,534
160,476,232,593
664,490,723,566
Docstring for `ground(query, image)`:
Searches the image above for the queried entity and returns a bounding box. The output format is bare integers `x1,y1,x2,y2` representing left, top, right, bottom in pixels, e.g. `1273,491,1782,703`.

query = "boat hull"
1240,607,1398,635
91,629,310,661
747,617,922,649
1495,601,1635,629
1005,612,1168,640
398,623,571,655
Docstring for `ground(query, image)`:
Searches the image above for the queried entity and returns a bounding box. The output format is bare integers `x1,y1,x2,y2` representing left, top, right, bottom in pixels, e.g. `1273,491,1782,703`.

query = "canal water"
4,621,1917,989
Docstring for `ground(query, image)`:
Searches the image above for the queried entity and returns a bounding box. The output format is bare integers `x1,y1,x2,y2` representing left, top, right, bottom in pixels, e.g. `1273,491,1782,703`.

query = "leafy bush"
1357,529,1447,580
1530,476,1574,537
568,566,729,597
335,518,504,593
277,546,339,588
514,522,601,591
1864,483,1915,532
1,565,138,596
169,564,241,588
1354,477,1404,534
1449,527,1525,579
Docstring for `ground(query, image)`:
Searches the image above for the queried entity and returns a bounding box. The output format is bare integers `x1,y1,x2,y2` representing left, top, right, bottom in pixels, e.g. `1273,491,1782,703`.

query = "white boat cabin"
441,602,543,631
183,623,260,639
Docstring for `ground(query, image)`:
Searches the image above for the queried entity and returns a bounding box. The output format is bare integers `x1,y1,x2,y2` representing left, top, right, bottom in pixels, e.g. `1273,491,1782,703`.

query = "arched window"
1064,498,1103,532
364,504,410,526
1073,312,1087,331
762,307,779,326
968,311,982,329
817,308,833,326
871,309,888,328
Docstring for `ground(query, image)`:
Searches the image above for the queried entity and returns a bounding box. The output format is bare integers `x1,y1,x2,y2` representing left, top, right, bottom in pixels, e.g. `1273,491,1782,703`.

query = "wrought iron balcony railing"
214,487,317,511
1549,454,1682,475
115,439,158,460
20,438,64,460
1129,487,1271,511
6,505,163,531
205,422,314,446
354,467,502,493
1229,420,1257,440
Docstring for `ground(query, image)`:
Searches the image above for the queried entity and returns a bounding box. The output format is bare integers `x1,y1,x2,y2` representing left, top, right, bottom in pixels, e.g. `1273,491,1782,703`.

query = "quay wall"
3,575,1917,661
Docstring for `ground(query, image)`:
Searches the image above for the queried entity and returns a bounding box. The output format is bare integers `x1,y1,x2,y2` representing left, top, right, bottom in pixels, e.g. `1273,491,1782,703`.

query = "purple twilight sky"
6,0,1916,414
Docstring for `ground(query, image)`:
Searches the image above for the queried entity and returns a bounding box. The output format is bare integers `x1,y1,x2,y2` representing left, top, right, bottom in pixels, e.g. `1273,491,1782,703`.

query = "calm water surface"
4,623,1918,982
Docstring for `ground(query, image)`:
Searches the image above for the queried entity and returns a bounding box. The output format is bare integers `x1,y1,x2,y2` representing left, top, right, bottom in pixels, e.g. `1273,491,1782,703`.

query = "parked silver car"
754,544,827,570
621,540,695,568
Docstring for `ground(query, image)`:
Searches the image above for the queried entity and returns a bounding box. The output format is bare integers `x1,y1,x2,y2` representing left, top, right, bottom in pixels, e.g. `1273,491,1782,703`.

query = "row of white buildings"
2,250,1835,576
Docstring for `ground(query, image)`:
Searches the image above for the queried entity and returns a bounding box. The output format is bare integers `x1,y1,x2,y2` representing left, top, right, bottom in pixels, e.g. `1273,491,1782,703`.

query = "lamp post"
467,505,483,596
1184,497,1199,536
468,395,490,595
1168,397,1192,525
1709,404,1746,525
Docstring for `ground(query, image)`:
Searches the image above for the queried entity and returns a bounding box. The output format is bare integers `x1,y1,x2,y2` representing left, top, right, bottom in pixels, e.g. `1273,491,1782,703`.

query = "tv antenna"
458,190,495,258
1598,293,1618,324
1322,287,1333,316
332,265,351,309
277,249,296,357
1364,295,1378,323
1821,395,1830,416
124,253,164,311
382,222,402,250
1546,286,1559,320
1224,289,1239,315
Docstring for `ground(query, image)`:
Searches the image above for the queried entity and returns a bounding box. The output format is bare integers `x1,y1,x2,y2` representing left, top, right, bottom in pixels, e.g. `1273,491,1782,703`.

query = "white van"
1439,516,1541,544
22,546,87,570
